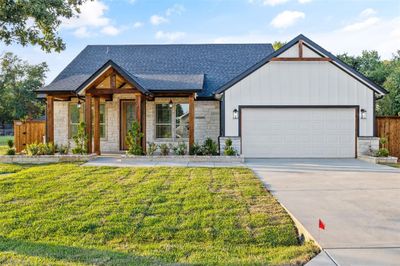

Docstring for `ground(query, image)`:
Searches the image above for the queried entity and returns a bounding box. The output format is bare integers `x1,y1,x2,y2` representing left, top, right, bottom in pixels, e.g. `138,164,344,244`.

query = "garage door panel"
241,108,356,158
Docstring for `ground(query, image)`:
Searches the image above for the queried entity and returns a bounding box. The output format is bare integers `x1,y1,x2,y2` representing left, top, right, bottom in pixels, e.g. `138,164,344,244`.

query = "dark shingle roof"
40,44,274,97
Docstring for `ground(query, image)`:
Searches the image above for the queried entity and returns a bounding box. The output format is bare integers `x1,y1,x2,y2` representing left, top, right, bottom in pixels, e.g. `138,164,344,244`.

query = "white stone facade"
53,96,220,153
219,136,241,155
357,137,380,156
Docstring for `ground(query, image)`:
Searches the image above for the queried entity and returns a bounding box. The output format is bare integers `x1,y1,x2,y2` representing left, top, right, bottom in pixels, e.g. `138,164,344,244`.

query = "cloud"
133,21,144,29
155,31,186,42
298,0,312,3
101,25,121,36
263,0,289,6
150,15,169,25
270,10,305,28
342,17,380,32
62,0,122,37
166,4,185,16
360,8,377,18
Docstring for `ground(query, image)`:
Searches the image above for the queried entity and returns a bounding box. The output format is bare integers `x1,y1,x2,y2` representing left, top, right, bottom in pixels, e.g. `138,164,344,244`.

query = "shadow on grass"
0,236,163,265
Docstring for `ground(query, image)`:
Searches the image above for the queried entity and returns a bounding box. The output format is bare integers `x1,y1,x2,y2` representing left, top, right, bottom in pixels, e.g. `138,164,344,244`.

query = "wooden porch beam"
270,57,332,62
85,94,92,154
86,88,138,95
46,95,54,143
93,96,101,155
189,94,195,150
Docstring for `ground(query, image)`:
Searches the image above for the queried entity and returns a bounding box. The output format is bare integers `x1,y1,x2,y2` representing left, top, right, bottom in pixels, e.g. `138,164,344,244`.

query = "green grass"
0,136,13,146
382,163,400,168
0,136,13,155
0,164,318,265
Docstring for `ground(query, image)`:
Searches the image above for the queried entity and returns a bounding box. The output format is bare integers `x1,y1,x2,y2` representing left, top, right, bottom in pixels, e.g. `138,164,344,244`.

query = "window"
69,103,106,139
156,104,172,138
69,103,84,138
156,103,189,139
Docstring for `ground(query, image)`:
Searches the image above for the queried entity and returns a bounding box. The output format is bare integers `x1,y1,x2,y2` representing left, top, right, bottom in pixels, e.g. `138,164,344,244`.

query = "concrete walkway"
246,159,400,266
83,156,245,168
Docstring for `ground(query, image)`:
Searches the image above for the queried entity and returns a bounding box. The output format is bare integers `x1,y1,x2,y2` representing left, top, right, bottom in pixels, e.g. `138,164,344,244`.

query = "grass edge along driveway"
0,163,318,265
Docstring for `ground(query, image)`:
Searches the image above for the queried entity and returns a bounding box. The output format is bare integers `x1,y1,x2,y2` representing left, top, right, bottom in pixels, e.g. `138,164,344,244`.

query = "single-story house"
37,34,387,158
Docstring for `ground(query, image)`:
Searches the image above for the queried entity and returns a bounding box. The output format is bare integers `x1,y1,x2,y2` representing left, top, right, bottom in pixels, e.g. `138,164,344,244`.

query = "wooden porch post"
189,94,195,149
93,96,101,155
85,94,92,154
135,93,146,153
46,95,54,143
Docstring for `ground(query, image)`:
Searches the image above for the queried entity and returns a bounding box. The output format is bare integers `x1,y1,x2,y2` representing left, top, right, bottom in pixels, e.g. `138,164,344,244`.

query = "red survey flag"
319,219,325,230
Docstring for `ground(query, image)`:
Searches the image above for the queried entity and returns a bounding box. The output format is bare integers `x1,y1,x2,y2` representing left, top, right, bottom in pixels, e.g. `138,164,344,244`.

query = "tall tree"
0,52,48,124
0,0,87,52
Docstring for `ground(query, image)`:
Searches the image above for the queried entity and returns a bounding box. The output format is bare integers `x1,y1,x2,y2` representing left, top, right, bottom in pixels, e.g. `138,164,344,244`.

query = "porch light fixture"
77,100,81,109
360,109,367,119
169,99,173,108
233,108,238,119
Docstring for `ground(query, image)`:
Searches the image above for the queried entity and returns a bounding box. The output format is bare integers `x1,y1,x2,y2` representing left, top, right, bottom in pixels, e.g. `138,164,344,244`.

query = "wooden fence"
377,116,400,158
14,120,46,152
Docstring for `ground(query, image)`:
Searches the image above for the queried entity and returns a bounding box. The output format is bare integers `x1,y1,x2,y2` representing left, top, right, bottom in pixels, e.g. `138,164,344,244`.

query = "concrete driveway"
246,159,400,266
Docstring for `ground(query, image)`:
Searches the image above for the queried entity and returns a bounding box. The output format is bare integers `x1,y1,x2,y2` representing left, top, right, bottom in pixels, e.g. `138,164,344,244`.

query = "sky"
1,0,400,84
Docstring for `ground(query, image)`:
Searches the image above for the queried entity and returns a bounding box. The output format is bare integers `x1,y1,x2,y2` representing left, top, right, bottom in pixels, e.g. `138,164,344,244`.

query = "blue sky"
2,0,400,84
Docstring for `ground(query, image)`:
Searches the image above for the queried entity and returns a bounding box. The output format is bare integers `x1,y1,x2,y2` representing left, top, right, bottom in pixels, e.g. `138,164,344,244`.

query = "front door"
120,100,136,150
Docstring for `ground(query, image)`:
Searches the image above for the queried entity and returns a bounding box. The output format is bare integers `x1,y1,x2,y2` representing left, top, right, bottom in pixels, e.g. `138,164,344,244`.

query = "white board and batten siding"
224,47,374,137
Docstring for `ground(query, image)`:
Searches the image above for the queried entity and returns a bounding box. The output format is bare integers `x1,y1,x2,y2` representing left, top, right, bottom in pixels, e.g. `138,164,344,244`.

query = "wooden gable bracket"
271,40,332,62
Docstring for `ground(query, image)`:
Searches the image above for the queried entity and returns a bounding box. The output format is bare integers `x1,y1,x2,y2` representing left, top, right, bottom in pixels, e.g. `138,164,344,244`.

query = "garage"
241,107,357,158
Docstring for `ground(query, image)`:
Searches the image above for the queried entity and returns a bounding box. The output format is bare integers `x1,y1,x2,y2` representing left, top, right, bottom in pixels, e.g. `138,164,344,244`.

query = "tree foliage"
272,41,287,51
0,0,87,52
338,50,400,116
0,52,48,124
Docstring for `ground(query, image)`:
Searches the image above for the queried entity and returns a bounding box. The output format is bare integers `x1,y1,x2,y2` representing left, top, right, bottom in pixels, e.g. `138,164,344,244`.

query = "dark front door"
120,100,136,150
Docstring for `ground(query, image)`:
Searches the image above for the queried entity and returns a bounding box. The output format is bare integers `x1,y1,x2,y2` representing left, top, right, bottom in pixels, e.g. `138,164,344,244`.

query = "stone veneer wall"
55,96,220,153
357,136,380,156
219,136,241,155
145,98,220,152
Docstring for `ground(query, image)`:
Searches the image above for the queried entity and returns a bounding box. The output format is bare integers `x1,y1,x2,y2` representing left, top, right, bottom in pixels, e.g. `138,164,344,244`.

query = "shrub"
159,144,170,156
126,121,144,155
6,148,15,155
146,142,157,155
375,148,389,157
172,142,187,155
72,122,88,155
190,142,203,155
7,139,14,149
56,143,70,155
202,138,218,155
26,142,55,156
224,138,237,156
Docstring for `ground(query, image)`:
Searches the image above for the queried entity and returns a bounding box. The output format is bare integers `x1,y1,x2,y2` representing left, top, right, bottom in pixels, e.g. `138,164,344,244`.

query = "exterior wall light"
360,109,367,119
169,99,173,108
233,108,238,119
77,100,81,109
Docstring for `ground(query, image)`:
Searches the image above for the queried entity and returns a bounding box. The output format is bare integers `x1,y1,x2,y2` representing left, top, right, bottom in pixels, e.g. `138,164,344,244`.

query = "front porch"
45,64,196,155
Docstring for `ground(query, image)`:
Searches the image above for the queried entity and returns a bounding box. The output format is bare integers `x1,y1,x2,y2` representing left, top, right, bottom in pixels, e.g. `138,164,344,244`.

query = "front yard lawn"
0,163,317,265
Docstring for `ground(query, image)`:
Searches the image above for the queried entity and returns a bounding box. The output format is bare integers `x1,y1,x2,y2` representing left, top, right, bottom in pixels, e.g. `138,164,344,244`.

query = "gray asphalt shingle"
40,44,274,97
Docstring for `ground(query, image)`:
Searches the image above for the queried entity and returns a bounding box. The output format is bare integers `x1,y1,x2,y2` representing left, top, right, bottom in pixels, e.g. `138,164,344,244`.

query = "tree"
272,41,287,51
0,52,48,125
0,0,87,52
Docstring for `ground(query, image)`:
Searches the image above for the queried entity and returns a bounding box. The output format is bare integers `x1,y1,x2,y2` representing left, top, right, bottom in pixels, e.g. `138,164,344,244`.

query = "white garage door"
241,107,356,158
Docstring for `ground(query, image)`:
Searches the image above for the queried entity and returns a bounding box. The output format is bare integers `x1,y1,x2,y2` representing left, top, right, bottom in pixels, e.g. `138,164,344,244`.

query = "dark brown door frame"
238,105,360,158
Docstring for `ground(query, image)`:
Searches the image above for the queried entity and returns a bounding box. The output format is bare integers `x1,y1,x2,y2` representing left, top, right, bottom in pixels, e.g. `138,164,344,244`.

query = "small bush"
72,122,88,155
159,144,170,156
375,148,389,157
56,143,70,155
224,138,237,156
146,142,157,155
6,148,16,155
7,139,14,149
26,142,55,156
126,121,144,155
190,142,203,155
202,138,218,155
172,142,187,155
